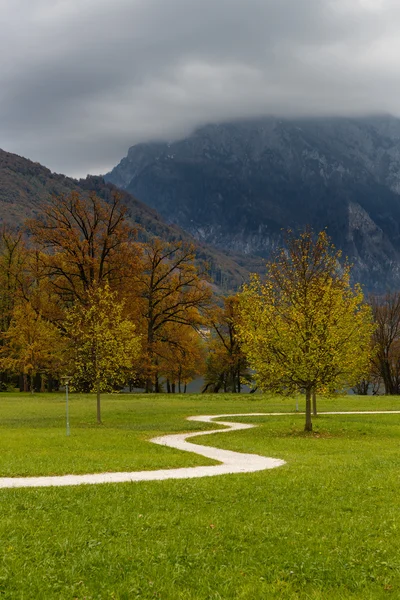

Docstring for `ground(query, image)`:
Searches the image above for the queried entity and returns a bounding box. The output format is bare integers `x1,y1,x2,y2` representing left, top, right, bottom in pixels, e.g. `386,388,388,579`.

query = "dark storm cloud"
0,0,399,177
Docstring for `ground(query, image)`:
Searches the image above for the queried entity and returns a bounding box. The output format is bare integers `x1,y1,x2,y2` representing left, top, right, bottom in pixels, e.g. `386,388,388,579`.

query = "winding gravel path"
0,411,399,489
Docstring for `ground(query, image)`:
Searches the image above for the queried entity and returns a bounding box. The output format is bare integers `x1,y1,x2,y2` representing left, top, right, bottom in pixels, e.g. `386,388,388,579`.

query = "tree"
370,292,400,395
0,302,66,392
65,284,141,423
0,229,29,388
352,371,380,396
203,296,250,393
158,323,206,393
27,191,138,305
237,230,374,431
0,228,26,334
134,238,212,392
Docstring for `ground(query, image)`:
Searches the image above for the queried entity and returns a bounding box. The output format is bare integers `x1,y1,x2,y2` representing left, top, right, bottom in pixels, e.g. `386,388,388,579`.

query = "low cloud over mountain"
107,115,400,290
1,0,400,176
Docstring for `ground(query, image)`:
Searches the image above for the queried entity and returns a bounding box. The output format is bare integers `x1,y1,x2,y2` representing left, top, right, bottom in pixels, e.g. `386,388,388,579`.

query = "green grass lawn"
0,392,400,599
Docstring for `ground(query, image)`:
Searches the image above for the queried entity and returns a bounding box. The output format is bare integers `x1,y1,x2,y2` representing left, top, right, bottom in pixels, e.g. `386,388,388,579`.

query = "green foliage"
237,230,375,429
65,283,141,394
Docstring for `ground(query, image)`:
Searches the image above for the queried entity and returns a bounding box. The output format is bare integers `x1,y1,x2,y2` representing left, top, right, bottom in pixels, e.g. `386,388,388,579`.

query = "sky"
0,0,399,178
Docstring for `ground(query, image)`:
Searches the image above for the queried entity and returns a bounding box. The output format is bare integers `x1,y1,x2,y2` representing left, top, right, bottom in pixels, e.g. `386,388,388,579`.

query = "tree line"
0,191,397,428
236,229,400,430
0,191,248,421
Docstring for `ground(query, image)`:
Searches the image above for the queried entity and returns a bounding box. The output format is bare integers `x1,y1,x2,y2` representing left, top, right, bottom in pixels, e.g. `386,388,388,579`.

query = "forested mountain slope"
0,149,249,289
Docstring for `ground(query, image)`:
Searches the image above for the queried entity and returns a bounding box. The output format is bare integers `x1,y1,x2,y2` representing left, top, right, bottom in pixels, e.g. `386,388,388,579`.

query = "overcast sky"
0,0,399,178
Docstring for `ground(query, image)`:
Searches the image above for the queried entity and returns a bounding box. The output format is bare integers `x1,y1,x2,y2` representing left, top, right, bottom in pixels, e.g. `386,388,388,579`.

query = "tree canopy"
0,192,383,422
203,296,250,393
237,230,374,431
133,238,212,391
65,283,141,423
27,190,138,304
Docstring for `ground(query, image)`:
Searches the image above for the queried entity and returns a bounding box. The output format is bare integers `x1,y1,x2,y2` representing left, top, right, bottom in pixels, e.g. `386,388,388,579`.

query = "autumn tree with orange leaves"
0,302,66,393
22,191,143,394
203,296,250,393
158,322,206,393
0,191,217,396
133,238,212,392
27,190,139,305
0,229,27,334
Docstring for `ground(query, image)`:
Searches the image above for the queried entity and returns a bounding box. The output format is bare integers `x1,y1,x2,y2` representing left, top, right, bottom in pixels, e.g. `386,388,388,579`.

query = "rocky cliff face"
106,116,400,290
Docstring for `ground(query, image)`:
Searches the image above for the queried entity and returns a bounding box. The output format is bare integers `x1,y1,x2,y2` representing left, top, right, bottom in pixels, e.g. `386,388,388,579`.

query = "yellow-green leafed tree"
65,284,141,423
237,230,374,431
1,302,66,392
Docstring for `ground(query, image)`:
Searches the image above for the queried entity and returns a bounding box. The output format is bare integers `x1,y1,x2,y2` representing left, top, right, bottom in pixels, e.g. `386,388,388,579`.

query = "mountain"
106,115,400,291
0,149,249,289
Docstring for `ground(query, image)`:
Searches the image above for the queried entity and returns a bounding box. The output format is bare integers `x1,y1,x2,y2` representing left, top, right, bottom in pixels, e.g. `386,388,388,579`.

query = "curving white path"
0,413,285,489
0,411,399,489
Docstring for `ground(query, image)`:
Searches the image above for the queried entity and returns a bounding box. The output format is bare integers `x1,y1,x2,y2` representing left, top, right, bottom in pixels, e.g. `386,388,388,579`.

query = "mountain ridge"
0,148,250,290
106,115,400,290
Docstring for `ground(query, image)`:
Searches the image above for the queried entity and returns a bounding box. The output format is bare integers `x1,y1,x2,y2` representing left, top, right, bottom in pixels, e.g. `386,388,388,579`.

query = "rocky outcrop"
106,116,400,290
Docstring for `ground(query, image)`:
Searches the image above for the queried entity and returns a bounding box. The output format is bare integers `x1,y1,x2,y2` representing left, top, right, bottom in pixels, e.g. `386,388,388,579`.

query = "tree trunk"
166,379,171,394
305,386,313,432
184,383,187,393
171,382,176,393
40,374,46,393
312,388,317,416
146,321,155,393
96,380,101,424
231,367,236,393
381,359,394,395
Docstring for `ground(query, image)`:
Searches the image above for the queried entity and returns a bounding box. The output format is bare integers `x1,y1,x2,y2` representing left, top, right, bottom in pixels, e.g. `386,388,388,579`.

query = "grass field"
0,392,400,599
